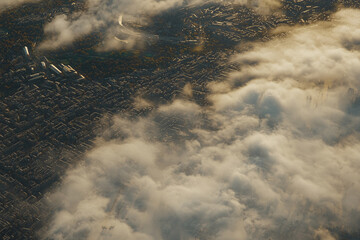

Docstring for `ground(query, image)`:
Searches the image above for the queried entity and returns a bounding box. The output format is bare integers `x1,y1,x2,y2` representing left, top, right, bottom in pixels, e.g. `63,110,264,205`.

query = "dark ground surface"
1,0,360,239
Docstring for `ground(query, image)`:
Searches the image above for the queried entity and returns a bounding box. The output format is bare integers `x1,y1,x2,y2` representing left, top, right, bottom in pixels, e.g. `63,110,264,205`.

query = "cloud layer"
39,0,282,51
42,8,360,240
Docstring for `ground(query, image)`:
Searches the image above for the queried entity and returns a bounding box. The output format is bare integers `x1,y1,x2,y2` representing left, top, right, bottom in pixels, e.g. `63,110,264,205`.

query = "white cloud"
42,8,360,240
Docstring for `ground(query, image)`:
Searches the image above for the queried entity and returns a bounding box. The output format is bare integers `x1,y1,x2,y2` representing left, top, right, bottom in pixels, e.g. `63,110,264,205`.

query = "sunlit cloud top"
41,8,360,240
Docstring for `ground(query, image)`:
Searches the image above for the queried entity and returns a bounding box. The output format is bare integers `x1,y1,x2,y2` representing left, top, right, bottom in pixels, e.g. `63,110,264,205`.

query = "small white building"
49,64,62,75
23,46,30,59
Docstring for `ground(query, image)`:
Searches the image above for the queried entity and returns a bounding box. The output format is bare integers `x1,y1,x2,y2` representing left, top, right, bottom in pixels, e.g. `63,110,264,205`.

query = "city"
1,0,360,239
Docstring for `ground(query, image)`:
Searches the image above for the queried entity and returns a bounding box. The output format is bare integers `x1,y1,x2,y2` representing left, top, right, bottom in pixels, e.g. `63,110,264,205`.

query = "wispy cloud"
39,0,282,51
42,8,360,240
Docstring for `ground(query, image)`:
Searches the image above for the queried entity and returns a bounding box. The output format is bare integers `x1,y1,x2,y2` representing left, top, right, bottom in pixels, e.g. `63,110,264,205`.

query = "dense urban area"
1,0,360,239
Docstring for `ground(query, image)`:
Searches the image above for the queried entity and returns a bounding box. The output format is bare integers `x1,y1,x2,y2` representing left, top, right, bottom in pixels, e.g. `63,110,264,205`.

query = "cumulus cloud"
0,0,38,12
42,8,360,240
39,0,281,51
39,0,184,50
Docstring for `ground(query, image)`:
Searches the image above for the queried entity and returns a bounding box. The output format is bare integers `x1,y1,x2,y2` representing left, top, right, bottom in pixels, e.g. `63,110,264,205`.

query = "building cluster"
2,47,85,86
0,47,102,239
185,4,276,44
282,0,337,22
150,3,277,47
